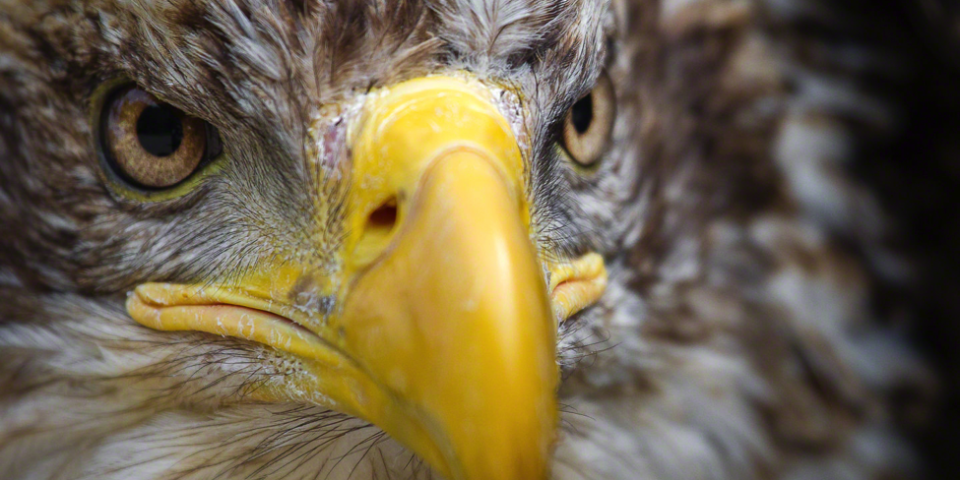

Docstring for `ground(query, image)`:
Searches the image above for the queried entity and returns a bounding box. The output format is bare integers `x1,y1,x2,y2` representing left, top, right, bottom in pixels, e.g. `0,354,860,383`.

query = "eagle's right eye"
100,86,220,189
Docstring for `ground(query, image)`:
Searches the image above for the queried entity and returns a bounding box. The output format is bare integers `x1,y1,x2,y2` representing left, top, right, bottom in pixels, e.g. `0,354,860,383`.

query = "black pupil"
136,104,184,157
570,94,594,134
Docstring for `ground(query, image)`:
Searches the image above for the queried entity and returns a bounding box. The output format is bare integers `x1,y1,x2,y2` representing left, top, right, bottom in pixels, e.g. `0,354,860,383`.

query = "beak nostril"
352,197,399,266
368,198,398,232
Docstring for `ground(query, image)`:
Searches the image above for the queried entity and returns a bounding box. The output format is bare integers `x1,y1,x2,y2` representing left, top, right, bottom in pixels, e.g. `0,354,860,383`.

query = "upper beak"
127,76,607,480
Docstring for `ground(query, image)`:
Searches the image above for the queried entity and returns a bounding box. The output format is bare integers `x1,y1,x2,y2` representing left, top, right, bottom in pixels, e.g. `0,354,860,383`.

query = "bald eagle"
0,0,953,479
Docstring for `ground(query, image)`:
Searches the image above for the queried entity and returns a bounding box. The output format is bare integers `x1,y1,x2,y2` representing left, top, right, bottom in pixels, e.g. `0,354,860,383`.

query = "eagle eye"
560,72,615,167
100,86,221,189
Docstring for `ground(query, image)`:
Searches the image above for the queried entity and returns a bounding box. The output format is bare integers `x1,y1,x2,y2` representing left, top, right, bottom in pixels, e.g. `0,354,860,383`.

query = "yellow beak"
127,76,607,480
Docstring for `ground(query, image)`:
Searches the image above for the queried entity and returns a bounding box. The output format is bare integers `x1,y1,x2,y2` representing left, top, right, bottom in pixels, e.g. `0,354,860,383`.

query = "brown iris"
102,87,208,188
561,73,616,167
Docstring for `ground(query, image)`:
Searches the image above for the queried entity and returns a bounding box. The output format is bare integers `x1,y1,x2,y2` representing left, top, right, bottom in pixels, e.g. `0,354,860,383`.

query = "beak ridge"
337,149,557,480
335,76,560,479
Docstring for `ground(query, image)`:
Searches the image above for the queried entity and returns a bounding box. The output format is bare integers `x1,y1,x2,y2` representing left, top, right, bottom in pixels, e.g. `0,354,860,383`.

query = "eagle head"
0,0,936,479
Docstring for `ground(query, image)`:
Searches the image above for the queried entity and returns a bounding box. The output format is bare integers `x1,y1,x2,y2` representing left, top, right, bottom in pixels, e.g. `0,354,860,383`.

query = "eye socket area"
560,73,616,167
100,86,221,189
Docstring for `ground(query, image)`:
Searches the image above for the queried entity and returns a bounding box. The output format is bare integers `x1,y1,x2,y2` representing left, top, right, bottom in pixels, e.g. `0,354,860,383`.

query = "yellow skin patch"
126,76,608,480
548,252,609,324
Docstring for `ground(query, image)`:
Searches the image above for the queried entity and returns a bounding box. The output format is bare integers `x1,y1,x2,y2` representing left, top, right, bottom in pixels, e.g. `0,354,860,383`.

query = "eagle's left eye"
560,72,616,167
100,86,221,189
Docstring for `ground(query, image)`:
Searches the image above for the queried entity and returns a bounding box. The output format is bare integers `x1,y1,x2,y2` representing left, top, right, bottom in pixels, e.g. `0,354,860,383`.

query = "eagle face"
0,0,930,479
0,1,632,478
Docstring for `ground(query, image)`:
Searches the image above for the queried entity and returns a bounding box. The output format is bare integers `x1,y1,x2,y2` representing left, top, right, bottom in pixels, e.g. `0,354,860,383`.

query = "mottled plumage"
0,0,951,479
